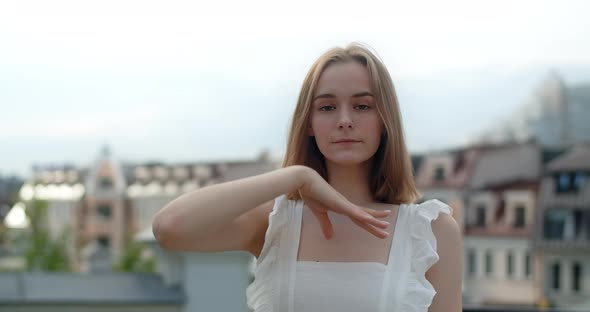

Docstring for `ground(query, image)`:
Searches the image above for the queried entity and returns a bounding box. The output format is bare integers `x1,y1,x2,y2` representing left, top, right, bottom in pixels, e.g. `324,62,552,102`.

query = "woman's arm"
152,165,309,256
426,213,464,312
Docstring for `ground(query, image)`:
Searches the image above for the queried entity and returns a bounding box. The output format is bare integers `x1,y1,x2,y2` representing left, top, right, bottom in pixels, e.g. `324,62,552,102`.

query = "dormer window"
514,205,526,228
475,204,487,227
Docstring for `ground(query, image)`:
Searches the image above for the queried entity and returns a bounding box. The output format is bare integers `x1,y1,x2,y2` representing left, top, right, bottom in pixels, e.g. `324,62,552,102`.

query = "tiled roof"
468,143,541,190
546,144,590,172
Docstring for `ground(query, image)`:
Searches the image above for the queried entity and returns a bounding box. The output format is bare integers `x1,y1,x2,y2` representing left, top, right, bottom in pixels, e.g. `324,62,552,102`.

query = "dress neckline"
293,201,406,269
296,260,389,271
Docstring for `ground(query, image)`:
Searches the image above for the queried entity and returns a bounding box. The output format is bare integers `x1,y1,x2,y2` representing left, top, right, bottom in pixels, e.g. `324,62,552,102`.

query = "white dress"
246,194,453,312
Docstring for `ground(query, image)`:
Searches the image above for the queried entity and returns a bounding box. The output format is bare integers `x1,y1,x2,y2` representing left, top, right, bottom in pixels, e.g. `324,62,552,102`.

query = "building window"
555,172,585,194
573,262,582,292
525,252,531,278
485,250,493,276
544,209,568,240
507,250,514,278
552,262,561,290
100,178,113,190
475,204,486,227
557,173,571,192
434,166,445,181
97,205,112,220
573,210,584,239
468,249,477,276
514,205,526,228
98,236,110,248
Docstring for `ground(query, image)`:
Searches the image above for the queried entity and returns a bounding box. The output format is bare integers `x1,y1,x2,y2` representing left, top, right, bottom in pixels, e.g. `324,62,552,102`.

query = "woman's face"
309,61,384,166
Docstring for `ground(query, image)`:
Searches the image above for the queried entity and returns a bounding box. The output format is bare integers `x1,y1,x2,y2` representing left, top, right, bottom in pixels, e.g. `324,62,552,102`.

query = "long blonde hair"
282,43,420,205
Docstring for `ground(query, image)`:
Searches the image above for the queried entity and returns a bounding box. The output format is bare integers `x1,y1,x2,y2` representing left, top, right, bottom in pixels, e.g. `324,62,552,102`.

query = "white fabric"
293,261,386,312
246,194,453,312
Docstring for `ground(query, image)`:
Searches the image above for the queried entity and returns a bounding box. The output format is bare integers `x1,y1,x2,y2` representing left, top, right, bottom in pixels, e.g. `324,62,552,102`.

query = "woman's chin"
325,154,372,166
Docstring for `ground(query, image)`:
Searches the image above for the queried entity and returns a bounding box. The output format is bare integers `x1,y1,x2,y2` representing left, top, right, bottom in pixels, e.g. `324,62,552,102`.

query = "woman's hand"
298,167,391,240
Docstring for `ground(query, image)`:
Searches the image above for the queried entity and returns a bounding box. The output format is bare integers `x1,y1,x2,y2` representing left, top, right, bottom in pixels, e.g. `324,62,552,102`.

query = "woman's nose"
337,109,354,129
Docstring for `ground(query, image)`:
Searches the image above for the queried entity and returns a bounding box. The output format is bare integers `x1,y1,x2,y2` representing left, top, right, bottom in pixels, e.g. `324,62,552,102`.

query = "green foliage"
113,236,156,273
23,198,71,272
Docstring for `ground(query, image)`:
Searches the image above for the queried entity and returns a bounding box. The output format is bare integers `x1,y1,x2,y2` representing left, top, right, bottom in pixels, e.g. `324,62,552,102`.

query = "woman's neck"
325,160,374,206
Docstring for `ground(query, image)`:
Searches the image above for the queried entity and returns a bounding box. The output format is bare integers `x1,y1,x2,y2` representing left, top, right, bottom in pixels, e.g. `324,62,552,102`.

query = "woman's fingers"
303,194,392,239
361,208,392,228
364,208,392,219
309,205,388,239
350,217,390,239
349,207,390,229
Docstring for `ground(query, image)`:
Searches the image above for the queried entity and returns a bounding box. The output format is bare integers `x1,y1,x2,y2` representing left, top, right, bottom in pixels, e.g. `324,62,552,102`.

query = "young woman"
152,43,463,312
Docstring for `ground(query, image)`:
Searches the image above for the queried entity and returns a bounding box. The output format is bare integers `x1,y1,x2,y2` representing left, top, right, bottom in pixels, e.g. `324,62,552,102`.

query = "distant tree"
23,198,71,271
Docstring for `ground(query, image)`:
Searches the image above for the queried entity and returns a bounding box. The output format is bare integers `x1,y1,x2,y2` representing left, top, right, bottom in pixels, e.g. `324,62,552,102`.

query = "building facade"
462,143,542,306
534,143,590,310
15,146,279,272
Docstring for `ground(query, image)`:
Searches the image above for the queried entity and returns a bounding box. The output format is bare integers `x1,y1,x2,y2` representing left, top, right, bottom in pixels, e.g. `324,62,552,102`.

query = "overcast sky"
1,0,589,177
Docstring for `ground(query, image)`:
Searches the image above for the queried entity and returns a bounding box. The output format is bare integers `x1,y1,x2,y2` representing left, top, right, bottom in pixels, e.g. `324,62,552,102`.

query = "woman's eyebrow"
312,91,374,101
351,91,374,98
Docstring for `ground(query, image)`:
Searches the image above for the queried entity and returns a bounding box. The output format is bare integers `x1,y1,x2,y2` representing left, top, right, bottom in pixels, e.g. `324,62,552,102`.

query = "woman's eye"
319,105,335,111
356,104,370,110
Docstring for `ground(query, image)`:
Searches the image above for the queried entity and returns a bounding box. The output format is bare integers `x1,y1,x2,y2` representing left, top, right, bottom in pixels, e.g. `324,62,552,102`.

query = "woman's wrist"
289,165,314,191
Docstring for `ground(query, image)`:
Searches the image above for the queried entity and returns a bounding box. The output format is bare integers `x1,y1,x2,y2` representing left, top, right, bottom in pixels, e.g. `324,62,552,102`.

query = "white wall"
502,190,535,228
463,236,538,305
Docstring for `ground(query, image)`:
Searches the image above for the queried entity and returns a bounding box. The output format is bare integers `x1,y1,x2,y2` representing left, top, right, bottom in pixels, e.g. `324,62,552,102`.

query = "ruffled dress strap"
400,199,453,312
246,194,301,312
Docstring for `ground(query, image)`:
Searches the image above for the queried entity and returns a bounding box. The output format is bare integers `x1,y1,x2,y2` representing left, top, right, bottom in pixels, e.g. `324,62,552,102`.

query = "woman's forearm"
152,165,309,246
